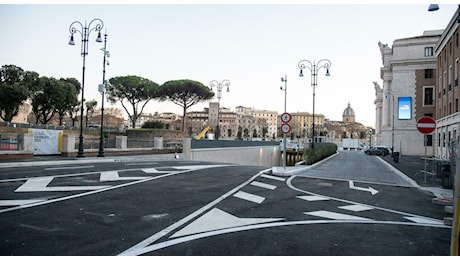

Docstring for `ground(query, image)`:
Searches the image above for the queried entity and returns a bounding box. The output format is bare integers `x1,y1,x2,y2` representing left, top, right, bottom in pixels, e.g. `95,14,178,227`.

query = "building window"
425,47,434,57
425,69,433,79
457,98,459,113
444,71,447,95
423,87,434,106
449,66,453,91
456,59,459,88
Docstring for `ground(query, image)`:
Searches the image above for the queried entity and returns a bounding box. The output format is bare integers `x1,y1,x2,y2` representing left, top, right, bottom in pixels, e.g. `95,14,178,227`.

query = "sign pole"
424,134,427,183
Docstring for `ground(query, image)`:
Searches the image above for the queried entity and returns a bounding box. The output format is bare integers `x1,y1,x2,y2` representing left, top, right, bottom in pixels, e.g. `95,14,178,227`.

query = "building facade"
434,7,460,160
253,109,278,139
375,30,441,156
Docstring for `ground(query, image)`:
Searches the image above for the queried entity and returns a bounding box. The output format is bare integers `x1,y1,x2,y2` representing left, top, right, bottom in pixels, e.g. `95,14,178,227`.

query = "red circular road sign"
281,123,291,134
416,116,436,134
281,112,292,123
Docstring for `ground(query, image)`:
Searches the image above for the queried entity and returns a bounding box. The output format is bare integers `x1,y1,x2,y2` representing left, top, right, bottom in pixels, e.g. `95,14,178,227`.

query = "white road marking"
170,208,283,238
119,169,268,256
0,199,46,206
250,181,276,190
123,219,449,256
45,165,94,171
348,180,379,195
260,174,285,182
404,216,444,225
233,191,265,204
304,210,371,221
339,205,374,212
14,176,110,192
297,195,330,201
99,171,148,181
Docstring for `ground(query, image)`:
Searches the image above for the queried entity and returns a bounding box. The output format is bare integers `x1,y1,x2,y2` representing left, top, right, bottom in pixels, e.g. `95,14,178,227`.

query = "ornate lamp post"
209,79,231,140
298,59,331,149
98,31,109,157
68,18,104,157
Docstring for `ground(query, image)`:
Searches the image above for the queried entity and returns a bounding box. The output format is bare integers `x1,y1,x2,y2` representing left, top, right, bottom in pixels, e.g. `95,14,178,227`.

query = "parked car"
365,146,390,156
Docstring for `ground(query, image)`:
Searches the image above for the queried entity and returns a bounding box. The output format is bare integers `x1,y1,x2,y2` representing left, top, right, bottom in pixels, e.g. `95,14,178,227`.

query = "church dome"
343,102,355,116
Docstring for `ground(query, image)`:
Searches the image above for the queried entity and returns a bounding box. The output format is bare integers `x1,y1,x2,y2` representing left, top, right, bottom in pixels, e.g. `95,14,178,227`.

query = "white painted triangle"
100,171,148,181
15,177,110,192
170,208,284,238
0,199,46,206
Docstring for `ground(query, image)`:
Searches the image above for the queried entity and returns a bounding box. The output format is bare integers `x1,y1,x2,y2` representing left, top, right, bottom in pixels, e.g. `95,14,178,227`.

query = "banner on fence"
28,129,63,155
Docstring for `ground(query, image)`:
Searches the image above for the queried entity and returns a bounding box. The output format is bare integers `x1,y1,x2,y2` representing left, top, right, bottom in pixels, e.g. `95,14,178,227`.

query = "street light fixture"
68,18,104,157
281,75,287,169
98,31,109,157
209,79,231,140
298,59,331,149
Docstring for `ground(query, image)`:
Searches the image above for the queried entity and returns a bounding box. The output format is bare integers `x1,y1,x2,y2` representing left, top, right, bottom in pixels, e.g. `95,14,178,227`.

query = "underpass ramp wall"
185,139,281,166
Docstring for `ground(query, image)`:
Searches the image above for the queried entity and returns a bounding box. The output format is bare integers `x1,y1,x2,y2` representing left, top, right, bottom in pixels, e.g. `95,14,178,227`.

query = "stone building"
374,30,441,156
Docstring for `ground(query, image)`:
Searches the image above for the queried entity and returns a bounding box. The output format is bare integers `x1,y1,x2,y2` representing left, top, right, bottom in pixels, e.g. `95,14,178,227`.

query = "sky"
0,1,458,128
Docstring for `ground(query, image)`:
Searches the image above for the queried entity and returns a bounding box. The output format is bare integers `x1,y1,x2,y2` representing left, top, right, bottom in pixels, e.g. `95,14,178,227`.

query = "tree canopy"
107,75,159,128
0,64,39,122
30,76,79,125
158,79,214,131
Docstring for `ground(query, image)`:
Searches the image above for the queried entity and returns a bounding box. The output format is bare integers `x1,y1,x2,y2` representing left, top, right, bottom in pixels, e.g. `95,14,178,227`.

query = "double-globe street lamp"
68,18,104,157
98,31,110,157
209,79,231,140
298,59,331,149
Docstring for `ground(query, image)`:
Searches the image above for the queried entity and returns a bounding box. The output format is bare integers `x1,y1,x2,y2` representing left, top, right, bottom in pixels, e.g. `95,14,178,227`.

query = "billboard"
28,129,63,155
398,97,412,120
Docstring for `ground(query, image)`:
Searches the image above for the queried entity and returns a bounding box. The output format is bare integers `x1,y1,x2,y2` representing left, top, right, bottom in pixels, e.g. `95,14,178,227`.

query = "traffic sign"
416,116,436,135
281,123,291,134
281,112,292,123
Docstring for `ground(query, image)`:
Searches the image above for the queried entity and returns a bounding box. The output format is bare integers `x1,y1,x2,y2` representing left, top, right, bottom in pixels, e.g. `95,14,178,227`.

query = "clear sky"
0,1,457,127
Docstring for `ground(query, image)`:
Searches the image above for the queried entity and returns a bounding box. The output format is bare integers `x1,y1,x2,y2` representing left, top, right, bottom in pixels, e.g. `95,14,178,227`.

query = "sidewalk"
380,154,454,203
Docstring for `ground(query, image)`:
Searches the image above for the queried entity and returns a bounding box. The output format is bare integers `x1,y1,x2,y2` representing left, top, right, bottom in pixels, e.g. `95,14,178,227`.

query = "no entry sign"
416,116,436,135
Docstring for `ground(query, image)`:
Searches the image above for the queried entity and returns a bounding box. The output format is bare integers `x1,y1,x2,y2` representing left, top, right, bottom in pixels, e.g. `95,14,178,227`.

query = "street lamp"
68,18,104,157
298,59,331,149
98,31,109,157
281,75,287,169
209,79,231,140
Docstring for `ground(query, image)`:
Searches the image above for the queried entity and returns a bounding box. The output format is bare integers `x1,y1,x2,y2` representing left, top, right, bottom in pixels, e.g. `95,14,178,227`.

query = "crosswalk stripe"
339,205,374,212
304,210,371,220
233,191,265,204
250,181,276,190
404,216,444,225
297,195,330,201
260,174,285,182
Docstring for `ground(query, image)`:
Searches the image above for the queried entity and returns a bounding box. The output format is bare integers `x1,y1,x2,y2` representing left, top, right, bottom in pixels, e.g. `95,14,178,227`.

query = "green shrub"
303,143,338,165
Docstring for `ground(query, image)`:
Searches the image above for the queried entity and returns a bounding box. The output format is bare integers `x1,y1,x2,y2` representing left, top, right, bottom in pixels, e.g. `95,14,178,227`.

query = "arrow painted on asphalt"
348,180,379,195
15,177,110,192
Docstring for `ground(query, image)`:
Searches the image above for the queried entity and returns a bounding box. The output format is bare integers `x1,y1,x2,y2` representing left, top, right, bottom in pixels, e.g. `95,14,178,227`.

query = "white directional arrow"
15,177,110,192
348,180,379,195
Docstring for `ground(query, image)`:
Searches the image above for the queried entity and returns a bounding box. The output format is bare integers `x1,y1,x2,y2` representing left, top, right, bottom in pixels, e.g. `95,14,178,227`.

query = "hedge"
303,143,338,165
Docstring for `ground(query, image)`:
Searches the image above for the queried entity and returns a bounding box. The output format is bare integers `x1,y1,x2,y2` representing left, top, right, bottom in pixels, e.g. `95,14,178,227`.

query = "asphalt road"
0,151,451,255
